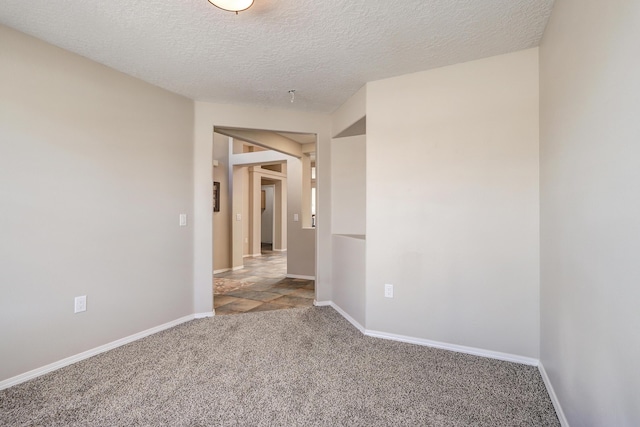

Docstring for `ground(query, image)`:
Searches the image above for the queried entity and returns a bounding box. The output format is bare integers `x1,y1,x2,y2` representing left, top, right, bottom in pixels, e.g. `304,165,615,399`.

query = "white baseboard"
213,268,231,274
194,311,215,318
0,313,197,391
319,301,538,367
232,265,244,271
539,362,570,426
365,329,538,366
326,302,365,333
313,300,331,307
286,274,315,280
272,248,287,252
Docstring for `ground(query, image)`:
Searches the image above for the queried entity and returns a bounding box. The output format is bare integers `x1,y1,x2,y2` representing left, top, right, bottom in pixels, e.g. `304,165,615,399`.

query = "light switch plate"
179,214,187,226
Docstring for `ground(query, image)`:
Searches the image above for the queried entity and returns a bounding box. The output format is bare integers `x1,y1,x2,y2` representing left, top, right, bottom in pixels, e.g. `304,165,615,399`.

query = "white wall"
365,49,540,358
0,25,194,382
193,102,331,312
539,0,640,425
331,135,366,236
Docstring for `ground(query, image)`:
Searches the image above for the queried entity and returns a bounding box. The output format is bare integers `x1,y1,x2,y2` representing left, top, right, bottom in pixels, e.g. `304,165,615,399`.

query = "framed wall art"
213,181,220,212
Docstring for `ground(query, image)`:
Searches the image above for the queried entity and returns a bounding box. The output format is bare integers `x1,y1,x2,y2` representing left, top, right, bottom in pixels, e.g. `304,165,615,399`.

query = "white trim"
286,274,315,280
327,302,365,333
365,329,539,366
313,300,331,307
0,314,196,391
213,268,231,274
539,362,570,426
318,301,539,367
232,265,244,271
194,311,215,319
272,248,287,252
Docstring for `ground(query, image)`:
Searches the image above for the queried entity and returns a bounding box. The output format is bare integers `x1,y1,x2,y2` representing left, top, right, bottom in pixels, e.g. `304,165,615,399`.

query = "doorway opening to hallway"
211,127,317,315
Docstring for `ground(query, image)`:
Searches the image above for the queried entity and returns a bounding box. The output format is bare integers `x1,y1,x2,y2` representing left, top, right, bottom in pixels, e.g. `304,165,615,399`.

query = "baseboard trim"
232,265,244,271
194,311,215,319
319,301,538,367
213,268,231,274
327,302,365,333
0,313,196,391
286,274,315,280
272,248,287,252
313,300,331,307
539,362,570,426
365,329,538,366
243,253,262,258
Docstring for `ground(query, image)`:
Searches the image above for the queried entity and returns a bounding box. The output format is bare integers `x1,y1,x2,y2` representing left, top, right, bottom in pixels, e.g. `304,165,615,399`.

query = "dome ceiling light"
207,0,254,14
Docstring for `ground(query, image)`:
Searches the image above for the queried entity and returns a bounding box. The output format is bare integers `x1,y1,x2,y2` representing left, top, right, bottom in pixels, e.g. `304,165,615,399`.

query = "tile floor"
214,245,315,315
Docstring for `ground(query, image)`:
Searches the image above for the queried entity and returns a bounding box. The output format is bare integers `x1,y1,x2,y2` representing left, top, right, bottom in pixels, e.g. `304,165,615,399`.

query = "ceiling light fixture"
207,0,254,14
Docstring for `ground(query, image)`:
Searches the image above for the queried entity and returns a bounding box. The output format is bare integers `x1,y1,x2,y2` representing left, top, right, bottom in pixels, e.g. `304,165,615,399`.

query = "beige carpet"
0,307,560,426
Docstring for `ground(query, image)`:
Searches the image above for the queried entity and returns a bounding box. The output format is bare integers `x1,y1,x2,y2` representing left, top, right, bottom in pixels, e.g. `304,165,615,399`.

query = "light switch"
236,213,242,221
179,214,187,226
293,214,299,222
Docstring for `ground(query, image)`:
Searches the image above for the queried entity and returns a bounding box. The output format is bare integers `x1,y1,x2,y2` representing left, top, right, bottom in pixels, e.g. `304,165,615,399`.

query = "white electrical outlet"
179,213,187,227
74,295,87,313
236,213,242,221
384,284,394,298
293,213,299,222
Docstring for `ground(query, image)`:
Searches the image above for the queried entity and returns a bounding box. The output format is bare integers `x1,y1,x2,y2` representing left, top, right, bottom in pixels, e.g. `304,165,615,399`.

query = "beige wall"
365,48,540,358
332,235,366,327
261,185,274,243
213,133,231,271
0,25,194,382
332,85,366,138
285,158,316,278
540,0,640,425
242,167,251,255
331,135,366,236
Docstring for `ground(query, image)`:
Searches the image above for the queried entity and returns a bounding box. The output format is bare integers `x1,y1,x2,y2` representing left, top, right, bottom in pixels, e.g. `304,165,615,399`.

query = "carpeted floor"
0,307,559,426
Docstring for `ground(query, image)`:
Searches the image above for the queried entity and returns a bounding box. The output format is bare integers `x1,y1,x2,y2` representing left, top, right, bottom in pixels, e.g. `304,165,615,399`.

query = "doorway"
211,128,317,315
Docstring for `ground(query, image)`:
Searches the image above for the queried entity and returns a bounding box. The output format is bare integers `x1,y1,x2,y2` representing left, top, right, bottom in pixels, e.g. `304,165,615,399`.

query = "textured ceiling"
0,0,554,113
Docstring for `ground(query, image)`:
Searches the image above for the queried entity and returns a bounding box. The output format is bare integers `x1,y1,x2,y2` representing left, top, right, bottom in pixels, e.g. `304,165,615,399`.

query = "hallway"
213,246,315,315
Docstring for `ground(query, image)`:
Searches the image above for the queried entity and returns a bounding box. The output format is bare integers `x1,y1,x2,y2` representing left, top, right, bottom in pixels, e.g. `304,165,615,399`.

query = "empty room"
1,0,638,425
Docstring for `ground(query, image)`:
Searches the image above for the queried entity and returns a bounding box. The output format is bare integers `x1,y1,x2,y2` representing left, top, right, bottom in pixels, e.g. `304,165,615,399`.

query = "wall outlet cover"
384,284,394,298
74,295,87,313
